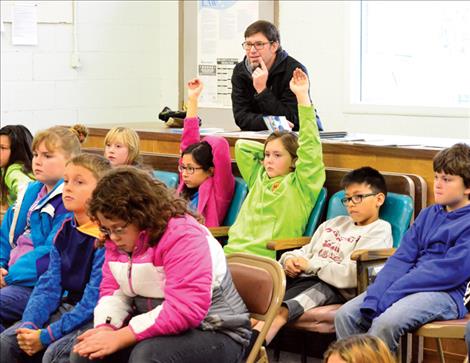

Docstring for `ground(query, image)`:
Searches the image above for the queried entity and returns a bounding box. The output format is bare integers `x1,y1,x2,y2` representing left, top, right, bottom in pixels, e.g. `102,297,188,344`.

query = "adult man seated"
231,20,323,131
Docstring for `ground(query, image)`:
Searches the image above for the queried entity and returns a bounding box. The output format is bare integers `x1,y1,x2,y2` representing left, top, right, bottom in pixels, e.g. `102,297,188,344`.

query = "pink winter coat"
177,117,235,227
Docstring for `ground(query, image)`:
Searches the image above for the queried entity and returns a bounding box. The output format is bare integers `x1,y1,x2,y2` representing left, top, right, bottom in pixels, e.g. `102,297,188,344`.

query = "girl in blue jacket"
0,154,111,363
0,125,86,331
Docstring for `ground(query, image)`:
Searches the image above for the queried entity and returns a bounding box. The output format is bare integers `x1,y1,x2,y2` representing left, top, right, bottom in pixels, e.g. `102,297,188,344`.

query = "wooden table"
84,124,444,205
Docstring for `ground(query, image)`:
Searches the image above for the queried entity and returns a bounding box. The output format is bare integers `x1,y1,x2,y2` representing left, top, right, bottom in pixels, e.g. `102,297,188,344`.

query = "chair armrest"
266,236,311,251
353,248,396,294
351,248,396,262
208,226,230,238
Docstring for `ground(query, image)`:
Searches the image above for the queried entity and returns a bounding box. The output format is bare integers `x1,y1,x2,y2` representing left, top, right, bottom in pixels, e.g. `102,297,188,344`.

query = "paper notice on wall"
198,0,258,108
216,58,238,107
12,2,38,45
199,64,218,106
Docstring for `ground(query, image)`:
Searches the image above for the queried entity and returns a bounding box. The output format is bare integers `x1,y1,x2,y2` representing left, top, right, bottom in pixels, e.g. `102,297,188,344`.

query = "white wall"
1,0,178,133
279,1,470,139
2,1,469,139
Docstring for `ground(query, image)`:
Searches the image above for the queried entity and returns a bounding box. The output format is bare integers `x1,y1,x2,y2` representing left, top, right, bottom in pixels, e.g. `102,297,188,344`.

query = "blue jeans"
466,321,470,360
70,328,245,363
0,285,33,332
334,291,459,353
0,305,92,363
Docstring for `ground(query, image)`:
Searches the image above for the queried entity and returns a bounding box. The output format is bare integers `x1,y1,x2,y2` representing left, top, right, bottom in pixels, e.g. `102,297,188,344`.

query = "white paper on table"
12,2,37,45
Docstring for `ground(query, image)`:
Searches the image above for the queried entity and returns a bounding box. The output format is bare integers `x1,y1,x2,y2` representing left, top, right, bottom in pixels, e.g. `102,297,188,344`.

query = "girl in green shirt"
224,68,325,258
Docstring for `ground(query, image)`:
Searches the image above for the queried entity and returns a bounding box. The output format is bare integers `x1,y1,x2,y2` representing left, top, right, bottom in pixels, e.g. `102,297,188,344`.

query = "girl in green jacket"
224,68,325,258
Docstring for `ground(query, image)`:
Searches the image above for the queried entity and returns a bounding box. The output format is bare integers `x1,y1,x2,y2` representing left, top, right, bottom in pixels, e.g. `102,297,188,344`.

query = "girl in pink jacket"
71,167,250,363
177,79,235,227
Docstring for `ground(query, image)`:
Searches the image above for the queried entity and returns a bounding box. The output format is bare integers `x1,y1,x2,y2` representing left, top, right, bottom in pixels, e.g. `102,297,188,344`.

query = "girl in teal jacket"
225,68,325,258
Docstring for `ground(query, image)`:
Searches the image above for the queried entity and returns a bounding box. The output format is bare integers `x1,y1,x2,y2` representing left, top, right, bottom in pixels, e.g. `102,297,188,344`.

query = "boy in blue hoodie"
0,154,110,363
335,143,470,353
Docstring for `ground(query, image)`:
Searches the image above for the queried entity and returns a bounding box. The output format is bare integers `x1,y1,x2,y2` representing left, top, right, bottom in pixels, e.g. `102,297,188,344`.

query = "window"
354,1,470,113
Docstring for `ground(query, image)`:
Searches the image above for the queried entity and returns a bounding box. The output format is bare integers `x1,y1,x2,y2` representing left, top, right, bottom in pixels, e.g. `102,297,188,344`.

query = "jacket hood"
435,202,470,219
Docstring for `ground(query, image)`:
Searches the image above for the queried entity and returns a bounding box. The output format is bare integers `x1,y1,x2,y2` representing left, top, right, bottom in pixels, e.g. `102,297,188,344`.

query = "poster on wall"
197,0,258,108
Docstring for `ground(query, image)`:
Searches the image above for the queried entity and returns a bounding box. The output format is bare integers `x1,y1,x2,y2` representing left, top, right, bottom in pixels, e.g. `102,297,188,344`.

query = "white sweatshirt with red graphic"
279,216,393,289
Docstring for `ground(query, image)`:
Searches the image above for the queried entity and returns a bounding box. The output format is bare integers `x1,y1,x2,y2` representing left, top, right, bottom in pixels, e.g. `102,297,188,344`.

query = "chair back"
326,191,413,247
227,253,286,363
223,177,248,226
152,170,179,189
303,187,328,236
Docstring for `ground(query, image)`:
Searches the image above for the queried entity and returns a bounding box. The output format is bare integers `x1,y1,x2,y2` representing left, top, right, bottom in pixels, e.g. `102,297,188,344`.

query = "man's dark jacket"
231,49,323,131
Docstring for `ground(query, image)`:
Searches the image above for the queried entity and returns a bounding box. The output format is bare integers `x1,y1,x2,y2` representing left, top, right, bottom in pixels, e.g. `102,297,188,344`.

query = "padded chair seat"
286,304,342,334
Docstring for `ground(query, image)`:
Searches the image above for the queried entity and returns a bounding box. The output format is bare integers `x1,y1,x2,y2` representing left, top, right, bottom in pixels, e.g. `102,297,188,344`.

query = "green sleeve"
235,139,265,189
294,105,326,203
5,164,33,204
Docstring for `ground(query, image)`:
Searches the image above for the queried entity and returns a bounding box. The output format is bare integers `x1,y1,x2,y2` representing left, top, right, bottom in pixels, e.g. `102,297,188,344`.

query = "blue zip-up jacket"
361,203,470,320
20,217,105,346
0,180,70,287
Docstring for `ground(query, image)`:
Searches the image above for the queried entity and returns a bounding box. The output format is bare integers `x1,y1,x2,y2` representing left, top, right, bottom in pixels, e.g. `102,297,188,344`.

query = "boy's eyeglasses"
99,222,129,237
178,165,203,175
341,193,378,206
241,41,273,50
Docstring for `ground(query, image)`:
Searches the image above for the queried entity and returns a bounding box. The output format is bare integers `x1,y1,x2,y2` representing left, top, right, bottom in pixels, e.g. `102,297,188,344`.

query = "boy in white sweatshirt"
257,166,393,344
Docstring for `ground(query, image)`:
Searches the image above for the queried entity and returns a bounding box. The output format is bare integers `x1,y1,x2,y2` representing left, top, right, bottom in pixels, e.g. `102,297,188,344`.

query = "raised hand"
187,78,204,101
289,68,310,98
252,57,269,94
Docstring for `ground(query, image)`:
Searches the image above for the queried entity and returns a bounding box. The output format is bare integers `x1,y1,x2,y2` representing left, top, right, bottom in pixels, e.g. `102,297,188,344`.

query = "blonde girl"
104,127,140,166
324,335,396,363
0,125,87,331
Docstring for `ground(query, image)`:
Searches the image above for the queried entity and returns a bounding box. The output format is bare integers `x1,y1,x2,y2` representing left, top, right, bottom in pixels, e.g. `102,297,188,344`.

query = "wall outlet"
71,53,81,69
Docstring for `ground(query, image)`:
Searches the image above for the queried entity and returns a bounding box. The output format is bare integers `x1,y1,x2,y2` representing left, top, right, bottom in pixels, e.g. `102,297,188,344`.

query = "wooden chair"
413,314,470,363
227,253,286,363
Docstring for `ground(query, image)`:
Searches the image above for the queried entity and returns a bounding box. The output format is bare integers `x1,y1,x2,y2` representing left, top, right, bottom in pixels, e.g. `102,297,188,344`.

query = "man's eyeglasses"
341,193,378,207
99,222,129,237
241,41,273,50
178,165,203,175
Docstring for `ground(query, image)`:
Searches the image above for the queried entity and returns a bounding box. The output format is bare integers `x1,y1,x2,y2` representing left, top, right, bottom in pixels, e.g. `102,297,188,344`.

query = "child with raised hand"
0,154,111,363
0,125,87,331
324,335,396,363
335,143,470,354
177,78,235,226
104,127,141,167
0,125,34,210
70,167,250,363
224,68,325,258
253,167,393,345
